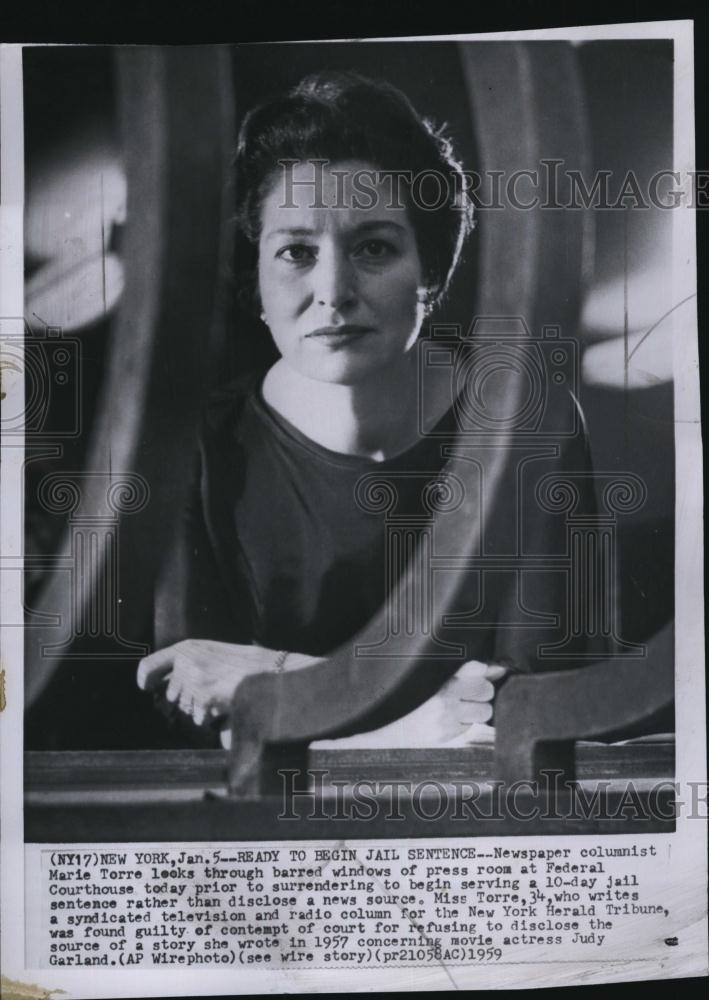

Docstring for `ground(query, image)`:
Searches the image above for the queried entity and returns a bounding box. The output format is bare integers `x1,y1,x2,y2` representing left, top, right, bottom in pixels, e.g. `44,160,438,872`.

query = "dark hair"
233,71,475,312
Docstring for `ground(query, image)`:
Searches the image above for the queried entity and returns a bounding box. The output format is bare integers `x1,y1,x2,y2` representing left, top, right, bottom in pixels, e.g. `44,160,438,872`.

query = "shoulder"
191,373,267,509
201,371,264,438
194,371,267,486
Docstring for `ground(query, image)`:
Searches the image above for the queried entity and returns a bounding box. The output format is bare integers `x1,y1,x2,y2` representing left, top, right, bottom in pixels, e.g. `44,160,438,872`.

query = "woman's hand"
137,640,321,727
311,660,510,750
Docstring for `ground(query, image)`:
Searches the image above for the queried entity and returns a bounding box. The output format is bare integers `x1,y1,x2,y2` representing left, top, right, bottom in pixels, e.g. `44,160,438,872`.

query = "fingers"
440,660,510,732
176,678,230,726
178,691,194,715
164,674,181,703
162,683,223,729
137,647,177,691
457,678,495,702
451,661,510,702
138,644,211,725
138,641,237,725
139,641,319,728
456,660,510,683
485,664,509,683
454,660,488,679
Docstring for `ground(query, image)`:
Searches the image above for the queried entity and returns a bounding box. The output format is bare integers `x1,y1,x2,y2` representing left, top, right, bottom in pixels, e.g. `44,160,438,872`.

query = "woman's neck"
261,356,432,461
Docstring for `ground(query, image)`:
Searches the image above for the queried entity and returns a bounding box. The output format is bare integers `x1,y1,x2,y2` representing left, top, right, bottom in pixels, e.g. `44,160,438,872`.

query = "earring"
418,288,435,314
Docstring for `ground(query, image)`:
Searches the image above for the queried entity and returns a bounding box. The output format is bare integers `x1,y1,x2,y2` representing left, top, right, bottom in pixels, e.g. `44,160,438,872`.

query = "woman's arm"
137,641,508,747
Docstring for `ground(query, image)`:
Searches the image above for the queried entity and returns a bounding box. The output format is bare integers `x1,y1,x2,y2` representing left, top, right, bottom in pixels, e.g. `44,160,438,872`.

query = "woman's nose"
313,250,356,310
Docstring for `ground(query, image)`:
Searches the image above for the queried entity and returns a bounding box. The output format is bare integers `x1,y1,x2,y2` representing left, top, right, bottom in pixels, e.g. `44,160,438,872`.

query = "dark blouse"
155,371,598,673
156,373,458,655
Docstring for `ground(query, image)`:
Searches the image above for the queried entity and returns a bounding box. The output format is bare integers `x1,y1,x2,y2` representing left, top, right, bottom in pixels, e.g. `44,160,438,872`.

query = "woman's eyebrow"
264,226,317,240
263,221,407,242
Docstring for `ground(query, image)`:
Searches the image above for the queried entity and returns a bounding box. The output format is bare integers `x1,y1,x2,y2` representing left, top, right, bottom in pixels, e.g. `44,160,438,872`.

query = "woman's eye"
276,244,316,264
355,239,395,259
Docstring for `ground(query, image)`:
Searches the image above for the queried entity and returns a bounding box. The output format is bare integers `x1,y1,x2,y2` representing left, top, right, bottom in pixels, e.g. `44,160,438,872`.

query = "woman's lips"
305,325,374,344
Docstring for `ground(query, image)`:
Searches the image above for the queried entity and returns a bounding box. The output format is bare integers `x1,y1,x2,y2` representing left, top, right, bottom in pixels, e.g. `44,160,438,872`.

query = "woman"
136,72,579,747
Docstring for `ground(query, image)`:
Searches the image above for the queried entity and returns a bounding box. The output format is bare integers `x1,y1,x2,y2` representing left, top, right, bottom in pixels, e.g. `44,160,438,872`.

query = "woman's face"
257,159,429,385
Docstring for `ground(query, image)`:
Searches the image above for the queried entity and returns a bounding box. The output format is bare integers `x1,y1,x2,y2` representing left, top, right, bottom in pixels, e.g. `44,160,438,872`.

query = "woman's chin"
291,354,388,387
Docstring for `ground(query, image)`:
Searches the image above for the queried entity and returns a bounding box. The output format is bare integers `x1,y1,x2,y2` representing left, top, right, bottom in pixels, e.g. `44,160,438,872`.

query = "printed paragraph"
34,842,677,969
